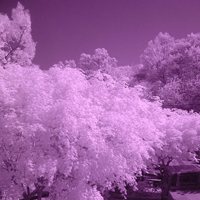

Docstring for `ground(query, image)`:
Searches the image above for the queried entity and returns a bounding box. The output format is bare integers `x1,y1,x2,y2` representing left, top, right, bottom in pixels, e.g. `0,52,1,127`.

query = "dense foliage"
1,3,200,200
0,63,164,199
138,32,200,112
0,3,35,66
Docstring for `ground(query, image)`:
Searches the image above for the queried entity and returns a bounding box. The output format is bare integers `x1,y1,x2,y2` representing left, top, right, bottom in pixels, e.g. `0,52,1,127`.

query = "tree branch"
4,28,26,62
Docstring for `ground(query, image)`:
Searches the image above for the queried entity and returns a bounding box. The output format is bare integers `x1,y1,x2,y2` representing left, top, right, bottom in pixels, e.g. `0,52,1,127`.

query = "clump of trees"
1,3,200,200
0,61,166,199
137,32,200,112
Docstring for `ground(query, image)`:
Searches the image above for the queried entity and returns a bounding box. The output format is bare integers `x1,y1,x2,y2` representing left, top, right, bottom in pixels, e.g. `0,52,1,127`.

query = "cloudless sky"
1,0,200,69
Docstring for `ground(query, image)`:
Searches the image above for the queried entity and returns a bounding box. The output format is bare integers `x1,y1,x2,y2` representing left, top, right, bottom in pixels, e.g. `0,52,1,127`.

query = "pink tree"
0,3,36,66
1,58,200,200
0,63,166,199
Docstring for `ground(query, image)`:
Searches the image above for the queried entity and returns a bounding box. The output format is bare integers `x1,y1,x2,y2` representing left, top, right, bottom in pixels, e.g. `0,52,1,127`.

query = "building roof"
166,165,200,175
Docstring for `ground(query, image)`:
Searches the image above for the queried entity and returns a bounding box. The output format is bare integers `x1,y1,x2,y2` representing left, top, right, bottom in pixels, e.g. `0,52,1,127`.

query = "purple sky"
1,0,200,70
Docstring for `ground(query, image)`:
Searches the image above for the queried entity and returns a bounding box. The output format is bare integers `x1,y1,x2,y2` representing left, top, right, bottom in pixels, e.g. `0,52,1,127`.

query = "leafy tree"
52,60,76,69
79,48,117,73
1,64,200,199
153,109,200,169
79,48,137,87
158,76,200,112
0,63,167,199
140,32,175,85
0,3,36,66
138,32,200,112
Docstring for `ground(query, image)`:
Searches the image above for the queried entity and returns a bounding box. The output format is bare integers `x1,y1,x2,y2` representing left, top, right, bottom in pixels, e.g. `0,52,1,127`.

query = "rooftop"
166,165,200,175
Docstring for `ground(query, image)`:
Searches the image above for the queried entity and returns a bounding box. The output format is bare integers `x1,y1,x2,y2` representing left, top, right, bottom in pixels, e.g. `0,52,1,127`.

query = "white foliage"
0,3,36,66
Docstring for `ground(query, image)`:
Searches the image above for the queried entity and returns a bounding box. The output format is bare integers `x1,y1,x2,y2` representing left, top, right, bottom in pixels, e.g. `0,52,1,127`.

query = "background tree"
138,32,200,112
79,48,137,86
0,2,36,66
139,32,175,86
52,60,76,69
79,48,117,73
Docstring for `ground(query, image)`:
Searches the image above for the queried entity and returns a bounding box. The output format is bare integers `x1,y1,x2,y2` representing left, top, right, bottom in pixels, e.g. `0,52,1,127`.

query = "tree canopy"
1,4,200,200
138,32,200,112
0,64,164,199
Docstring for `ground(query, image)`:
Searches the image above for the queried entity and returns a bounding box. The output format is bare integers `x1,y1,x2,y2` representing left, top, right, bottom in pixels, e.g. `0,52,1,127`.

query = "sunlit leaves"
0,63,166,199
0,3,36,66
